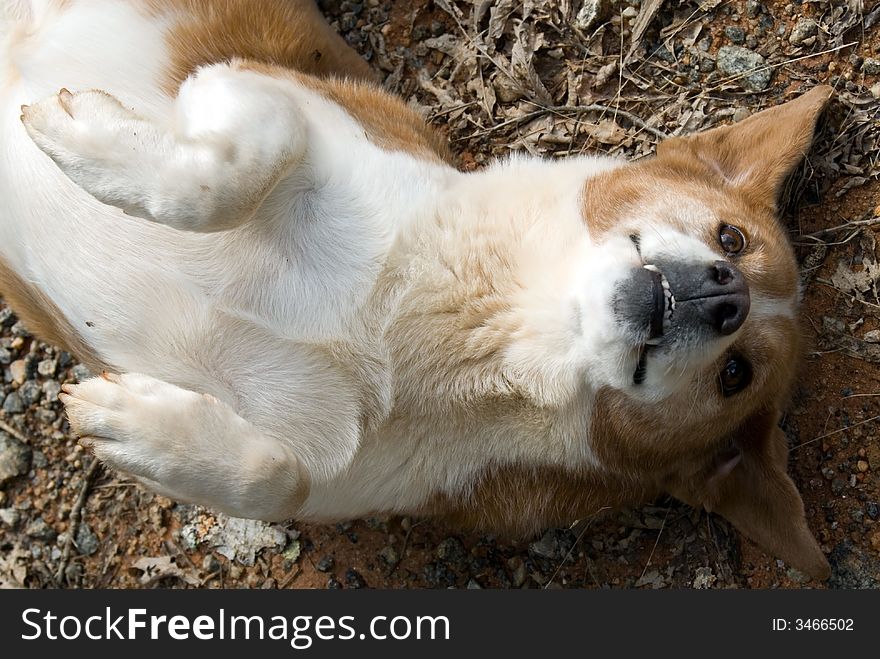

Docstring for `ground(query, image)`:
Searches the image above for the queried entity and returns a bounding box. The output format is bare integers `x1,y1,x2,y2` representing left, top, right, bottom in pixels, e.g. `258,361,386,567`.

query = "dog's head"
581,86,832,579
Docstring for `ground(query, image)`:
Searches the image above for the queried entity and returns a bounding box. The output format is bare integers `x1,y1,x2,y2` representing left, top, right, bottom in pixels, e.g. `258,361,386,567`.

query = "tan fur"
241,61,454,164
143,0,375,91
142,0,453,163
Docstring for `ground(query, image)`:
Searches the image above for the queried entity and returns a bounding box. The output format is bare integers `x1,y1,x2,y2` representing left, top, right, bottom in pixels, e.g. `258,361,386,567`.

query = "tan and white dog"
1,0,832,579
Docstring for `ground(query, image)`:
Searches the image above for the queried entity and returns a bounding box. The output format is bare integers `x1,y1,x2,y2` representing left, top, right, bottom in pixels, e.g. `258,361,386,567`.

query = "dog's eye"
719,225,747,255
720,356,752,396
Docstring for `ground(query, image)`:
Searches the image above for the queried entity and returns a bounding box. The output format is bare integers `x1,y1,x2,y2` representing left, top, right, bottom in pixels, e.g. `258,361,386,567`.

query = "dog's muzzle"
614,260,751,344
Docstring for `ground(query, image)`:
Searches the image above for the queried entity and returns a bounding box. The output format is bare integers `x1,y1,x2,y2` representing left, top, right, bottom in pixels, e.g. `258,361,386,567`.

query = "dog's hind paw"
59,373,309,520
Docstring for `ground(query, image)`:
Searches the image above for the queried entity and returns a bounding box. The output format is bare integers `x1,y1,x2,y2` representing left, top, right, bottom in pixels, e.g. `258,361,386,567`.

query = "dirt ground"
2,0,879,589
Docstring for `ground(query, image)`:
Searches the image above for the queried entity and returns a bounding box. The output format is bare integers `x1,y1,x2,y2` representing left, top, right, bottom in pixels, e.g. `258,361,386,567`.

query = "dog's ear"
657,85,832,211
667,408,830,581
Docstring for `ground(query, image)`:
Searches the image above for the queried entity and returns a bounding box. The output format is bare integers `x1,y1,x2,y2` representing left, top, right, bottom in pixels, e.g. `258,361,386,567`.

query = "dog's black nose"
703,261,750,335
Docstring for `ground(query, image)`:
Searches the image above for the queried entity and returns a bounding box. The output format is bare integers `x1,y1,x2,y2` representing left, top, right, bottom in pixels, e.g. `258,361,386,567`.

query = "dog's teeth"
643,264,659,272
646,337,662,346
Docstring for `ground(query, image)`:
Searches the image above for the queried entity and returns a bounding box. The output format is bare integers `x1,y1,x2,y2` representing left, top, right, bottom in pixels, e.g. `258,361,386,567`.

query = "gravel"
574,0,607,32
2,391,24,414
788,18,818,46
0,431,31,486
724,26,746,44
75,523,100,556
716,46,771,91
435,536,467,565
25,516,56,542
18,381,41,406
344,568,365,589
0,507,21,527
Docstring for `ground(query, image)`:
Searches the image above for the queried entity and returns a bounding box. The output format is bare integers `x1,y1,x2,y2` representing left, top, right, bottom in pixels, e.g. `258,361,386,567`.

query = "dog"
0,0,832,580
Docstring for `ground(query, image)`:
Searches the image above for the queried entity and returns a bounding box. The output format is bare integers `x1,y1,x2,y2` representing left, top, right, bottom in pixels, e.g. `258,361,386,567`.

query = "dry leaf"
132,556,200,586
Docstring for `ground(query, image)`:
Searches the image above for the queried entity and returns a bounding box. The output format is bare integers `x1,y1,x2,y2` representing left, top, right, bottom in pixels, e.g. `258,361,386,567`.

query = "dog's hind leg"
59,372,311,521
20,62,306,232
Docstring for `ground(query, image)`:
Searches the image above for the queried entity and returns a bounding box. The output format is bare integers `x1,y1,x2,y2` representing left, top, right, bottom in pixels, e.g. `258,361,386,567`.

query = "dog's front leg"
21,63,305,232
59,372,311,521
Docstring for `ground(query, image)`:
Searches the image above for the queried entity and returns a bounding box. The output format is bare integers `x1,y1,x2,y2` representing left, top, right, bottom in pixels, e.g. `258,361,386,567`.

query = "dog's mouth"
632,264,675,385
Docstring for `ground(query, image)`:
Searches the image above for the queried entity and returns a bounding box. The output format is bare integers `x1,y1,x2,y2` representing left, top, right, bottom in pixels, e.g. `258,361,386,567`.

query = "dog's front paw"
21,89,167,214
22,89,141,163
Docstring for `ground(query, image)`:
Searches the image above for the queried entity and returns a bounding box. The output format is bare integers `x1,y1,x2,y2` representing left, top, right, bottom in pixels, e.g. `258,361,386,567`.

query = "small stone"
75,523,100,556
42,380,61,402
866,502,879,520
436,537,467,565
71,364,93,382
831,478,846,495
871,82,880,100
0,508,21,527
0,348,11,365
864,329,880,343
0,431,32,485
857,460,869,473
786,567,811,584
202,554,221,573
717,46,771,91
621,6,638,20
724,26,745,44
10,321,29,338
32,449,47,468
693,566,716,589
18,380,42,406
378,545,399,566
344,568,365,589
0,308,15,328
511,561,527,588
789,18,818,46
37,358,58,378
745,1,763,18
529,530,559,560
282,539,302,563
466,578,482,589
326,575,342,589
862,58,880,76
316,555,335,572
9,360,26,385
732,107,751,122
574,0,608,31
2,391,24,414
25,516,57,541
